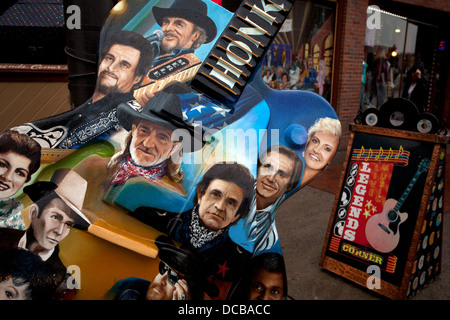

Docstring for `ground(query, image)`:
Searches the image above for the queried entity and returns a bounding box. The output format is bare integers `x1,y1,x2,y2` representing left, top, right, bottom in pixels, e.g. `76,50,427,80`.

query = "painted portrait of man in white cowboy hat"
22,169,90,262
0,168,89,294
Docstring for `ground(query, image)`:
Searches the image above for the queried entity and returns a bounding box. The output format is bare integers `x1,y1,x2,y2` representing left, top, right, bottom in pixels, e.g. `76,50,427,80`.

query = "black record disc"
361,108,381,127
379,98,419,131
416,112,440,134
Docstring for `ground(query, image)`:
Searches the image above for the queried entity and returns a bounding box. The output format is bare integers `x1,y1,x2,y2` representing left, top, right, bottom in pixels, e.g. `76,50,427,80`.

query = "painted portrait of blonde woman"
301,117,342,188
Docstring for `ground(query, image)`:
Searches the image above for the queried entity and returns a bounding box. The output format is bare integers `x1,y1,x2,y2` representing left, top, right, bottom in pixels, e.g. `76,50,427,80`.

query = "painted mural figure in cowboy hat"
107,91,203,191
136,0,218,106
106,236,206,300
152,0,217,66
0,168,89,298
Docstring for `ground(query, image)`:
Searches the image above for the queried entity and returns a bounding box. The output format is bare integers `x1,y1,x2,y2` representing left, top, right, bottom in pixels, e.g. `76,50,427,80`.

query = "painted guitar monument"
1,0,341,300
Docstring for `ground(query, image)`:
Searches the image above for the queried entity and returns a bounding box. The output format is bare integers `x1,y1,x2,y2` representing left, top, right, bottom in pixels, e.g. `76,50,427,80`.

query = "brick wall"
332,0,368,149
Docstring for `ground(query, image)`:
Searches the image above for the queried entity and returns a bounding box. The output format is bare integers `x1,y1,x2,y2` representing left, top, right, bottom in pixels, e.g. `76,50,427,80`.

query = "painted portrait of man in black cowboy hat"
107,91,204,189
152,0,217,66
105,236,206,300
135,0,219,106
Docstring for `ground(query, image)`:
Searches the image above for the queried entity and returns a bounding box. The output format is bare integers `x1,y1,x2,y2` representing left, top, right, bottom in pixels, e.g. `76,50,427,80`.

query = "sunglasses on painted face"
158,261,180,286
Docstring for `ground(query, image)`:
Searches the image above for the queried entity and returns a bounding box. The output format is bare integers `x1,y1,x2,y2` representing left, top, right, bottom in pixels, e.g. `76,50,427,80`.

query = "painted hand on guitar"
133,55,202,107
136,90,155,107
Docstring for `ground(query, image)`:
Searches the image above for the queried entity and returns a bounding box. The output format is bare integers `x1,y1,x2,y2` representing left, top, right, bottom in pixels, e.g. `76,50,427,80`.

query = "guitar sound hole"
387,210,398,222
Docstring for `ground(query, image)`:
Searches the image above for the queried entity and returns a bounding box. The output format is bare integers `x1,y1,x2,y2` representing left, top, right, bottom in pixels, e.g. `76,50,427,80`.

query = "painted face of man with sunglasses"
146,261,190,300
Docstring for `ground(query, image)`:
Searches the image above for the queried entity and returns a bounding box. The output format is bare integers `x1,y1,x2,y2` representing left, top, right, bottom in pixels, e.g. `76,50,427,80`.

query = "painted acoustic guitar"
365,158,430,253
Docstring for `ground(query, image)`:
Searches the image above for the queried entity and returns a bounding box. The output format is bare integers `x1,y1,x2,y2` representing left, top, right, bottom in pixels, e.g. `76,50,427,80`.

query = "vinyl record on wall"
361,108,381,127
416,112,440,134
379,98,419,131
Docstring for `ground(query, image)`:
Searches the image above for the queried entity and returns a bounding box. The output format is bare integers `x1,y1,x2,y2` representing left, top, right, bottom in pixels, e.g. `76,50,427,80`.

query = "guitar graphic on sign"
365,158,430,253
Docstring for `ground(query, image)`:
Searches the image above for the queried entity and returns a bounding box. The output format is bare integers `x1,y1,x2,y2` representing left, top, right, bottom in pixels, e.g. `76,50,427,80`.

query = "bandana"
111,155,167,185
0,197,26,230
189,206,226,249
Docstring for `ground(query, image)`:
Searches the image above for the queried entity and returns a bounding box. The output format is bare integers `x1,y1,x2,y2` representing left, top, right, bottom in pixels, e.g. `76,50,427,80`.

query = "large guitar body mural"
1,0,341,300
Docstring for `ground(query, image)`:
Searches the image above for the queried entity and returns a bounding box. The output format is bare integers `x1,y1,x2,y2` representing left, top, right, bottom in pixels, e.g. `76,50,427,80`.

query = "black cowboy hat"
152,0,217,43
116,92,205,152
155,235,219,299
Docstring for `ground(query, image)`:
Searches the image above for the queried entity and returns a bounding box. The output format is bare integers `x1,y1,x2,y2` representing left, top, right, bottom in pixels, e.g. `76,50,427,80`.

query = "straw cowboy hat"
24,168,90,229
152,0,217,43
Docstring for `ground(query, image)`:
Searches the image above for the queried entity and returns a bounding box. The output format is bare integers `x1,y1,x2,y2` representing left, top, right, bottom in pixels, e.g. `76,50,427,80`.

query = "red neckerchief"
111,155,167,185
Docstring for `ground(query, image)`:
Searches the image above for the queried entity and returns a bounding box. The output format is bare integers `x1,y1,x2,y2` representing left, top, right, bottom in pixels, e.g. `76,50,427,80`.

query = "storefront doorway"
362,4,448,127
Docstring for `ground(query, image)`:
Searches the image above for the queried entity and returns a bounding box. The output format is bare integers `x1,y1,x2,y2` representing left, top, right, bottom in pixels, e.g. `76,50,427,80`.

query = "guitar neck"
394,164,427,211
190,0,295,105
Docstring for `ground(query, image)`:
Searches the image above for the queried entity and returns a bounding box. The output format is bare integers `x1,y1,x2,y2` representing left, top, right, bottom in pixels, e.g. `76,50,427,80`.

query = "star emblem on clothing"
194,92,203,101
216,121,229,130
186,118,203,128
216,261,230,279
211,106,231,118
190,102,206,113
